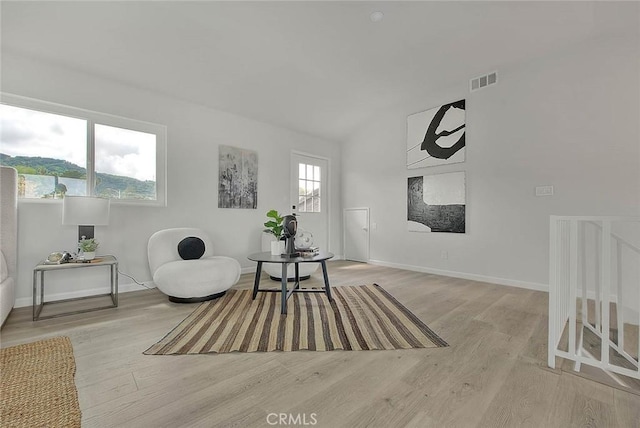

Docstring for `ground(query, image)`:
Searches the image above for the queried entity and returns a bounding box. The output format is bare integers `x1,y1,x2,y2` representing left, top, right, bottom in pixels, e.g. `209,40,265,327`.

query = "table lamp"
62,196,110,241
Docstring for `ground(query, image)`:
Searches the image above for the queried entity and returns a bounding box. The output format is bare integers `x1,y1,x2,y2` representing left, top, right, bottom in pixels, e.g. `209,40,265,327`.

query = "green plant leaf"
266,209,281,219
264,209,284,239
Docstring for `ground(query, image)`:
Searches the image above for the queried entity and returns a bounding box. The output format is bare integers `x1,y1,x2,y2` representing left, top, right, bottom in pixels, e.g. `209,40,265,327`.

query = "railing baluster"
601,220,611,367
580,221,588,328
616,240,624,352
569,220,578,362
595,224,601,332
558,221,570,350
548,216,558,368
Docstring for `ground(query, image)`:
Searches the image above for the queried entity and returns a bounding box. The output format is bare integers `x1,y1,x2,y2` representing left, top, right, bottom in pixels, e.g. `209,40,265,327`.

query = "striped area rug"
144,284,447,354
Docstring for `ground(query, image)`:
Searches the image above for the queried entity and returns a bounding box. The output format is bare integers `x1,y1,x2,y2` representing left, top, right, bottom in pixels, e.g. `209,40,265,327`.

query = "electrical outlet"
441,250,448,260
372,222,377,230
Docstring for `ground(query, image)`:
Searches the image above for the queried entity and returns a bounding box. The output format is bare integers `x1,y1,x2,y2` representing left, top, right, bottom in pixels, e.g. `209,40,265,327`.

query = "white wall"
2,53,342,307
342,35,640,290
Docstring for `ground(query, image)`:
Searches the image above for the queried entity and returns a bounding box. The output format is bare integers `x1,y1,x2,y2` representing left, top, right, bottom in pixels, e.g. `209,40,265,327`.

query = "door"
291,152,329,252
344,208,369,262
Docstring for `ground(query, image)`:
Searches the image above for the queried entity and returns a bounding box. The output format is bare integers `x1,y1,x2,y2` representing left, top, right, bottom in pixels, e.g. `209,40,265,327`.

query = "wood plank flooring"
1,261,639,427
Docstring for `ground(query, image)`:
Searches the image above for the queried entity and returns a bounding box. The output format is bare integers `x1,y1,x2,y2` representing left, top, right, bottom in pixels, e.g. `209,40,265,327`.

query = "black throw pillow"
177,236,205,260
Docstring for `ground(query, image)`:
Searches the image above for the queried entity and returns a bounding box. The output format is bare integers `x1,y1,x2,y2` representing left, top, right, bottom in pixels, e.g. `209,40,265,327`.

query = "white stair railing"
549,216,640,381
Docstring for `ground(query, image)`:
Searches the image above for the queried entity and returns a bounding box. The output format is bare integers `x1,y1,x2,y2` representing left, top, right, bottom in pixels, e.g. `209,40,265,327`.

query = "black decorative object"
281,214,299,257
421,100,466,159
177,237,206,260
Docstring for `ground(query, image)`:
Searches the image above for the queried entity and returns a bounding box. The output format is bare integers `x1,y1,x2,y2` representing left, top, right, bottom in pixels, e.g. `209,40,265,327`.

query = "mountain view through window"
0,103,157,200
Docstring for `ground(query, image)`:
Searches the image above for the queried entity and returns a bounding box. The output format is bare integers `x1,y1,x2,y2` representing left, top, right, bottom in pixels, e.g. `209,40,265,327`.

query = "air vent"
470,71,498,92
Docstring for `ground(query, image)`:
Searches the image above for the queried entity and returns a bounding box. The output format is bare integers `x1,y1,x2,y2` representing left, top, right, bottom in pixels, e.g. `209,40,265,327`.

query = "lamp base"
78,225,95,240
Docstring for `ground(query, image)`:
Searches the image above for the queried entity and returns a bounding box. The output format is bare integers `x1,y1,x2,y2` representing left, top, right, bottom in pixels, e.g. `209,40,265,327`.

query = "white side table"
33,255,118,321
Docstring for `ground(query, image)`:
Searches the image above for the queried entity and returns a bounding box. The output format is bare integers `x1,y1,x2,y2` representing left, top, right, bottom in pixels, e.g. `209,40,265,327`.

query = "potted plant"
264,209,285,255
78,238,99,260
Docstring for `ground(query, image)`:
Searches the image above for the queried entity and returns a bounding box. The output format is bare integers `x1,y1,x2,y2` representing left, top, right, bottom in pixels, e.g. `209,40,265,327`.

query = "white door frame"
343,207,370,262
291,150,332,252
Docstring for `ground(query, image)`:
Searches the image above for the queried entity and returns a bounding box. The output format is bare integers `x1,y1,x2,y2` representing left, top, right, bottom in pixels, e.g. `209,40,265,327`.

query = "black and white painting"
407,99,465,169
407,172,465,233
218,145,258,209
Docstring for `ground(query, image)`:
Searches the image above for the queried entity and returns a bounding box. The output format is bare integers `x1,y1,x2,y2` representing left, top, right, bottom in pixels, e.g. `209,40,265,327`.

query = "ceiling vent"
470,71,497,92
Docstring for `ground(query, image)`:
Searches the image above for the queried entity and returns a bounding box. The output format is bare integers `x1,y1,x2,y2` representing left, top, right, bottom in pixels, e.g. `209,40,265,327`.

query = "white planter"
270,241,285,256
83,251,96,260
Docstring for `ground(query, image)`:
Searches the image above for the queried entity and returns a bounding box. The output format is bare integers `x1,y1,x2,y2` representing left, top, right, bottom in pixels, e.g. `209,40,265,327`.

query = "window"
0,104,87,198
298,163,321,212
0,94,166,204
94,124,157,200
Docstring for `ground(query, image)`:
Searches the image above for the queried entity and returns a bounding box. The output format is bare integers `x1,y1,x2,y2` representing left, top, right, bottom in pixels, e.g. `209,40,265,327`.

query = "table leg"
281,263,288,314
321,260,333,302
33,270,45,321
110,264,114,303
252,261,263,299
116,263,119,306
40,271,45,307
32,270,37,321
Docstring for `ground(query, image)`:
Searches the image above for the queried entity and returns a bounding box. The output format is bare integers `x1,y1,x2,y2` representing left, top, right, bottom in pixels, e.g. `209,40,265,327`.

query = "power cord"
117,269,154,290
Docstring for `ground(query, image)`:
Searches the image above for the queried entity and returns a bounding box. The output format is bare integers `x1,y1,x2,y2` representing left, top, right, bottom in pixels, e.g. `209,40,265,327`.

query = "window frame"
298,162,322,213
1,93,167,206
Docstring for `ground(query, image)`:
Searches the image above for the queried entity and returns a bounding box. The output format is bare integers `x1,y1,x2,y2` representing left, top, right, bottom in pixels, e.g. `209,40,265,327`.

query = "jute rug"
0,336,81,428
145,284,447,354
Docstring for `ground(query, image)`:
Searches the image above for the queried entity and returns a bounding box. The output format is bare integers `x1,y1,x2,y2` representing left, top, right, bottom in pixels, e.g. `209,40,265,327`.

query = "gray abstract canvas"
218,145,258,209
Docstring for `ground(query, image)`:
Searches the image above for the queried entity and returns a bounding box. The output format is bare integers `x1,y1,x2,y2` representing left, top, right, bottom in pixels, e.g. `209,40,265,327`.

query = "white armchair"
0,167,17,327
261,232,319,281
148,228,241,303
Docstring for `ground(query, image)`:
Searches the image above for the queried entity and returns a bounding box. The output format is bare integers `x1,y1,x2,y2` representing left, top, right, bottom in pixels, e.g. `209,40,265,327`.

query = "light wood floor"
1,261,639,427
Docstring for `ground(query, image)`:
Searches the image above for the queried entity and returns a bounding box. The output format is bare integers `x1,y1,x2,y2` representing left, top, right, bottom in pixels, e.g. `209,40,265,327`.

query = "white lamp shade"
62,196,110,226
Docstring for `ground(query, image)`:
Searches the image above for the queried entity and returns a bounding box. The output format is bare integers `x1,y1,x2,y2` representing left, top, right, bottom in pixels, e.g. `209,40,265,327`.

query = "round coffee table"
248,251,334,314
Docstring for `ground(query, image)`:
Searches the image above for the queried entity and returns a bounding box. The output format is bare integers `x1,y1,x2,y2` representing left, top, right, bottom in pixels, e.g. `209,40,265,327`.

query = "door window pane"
94,124,156,200
0,104,87,198
297,162,321,213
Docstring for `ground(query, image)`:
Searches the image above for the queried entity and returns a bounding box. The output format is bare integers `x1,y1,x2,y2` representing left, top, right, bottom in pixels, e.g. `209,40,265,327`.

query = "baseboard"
14,281,156,308
241,266,256,275
368,259,549,292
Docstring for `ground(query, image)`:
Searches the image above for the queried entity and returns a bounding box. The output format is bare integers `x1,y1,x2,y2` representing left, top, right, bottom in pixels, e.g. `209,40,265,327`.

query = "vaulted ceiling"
2,1,637,142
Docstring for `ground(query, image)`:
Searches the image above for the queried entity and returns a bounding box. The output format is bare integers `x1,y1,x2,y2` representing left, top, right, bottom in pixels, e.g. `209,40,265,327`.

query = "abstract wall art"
407,172,465,233
218,145,258,209
407,99,466,169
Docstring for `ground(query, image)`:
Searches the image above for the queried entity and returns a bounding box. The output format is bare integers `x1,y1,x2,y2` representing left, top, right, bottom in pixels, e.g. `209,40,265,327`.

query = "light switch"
535,185,554,196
